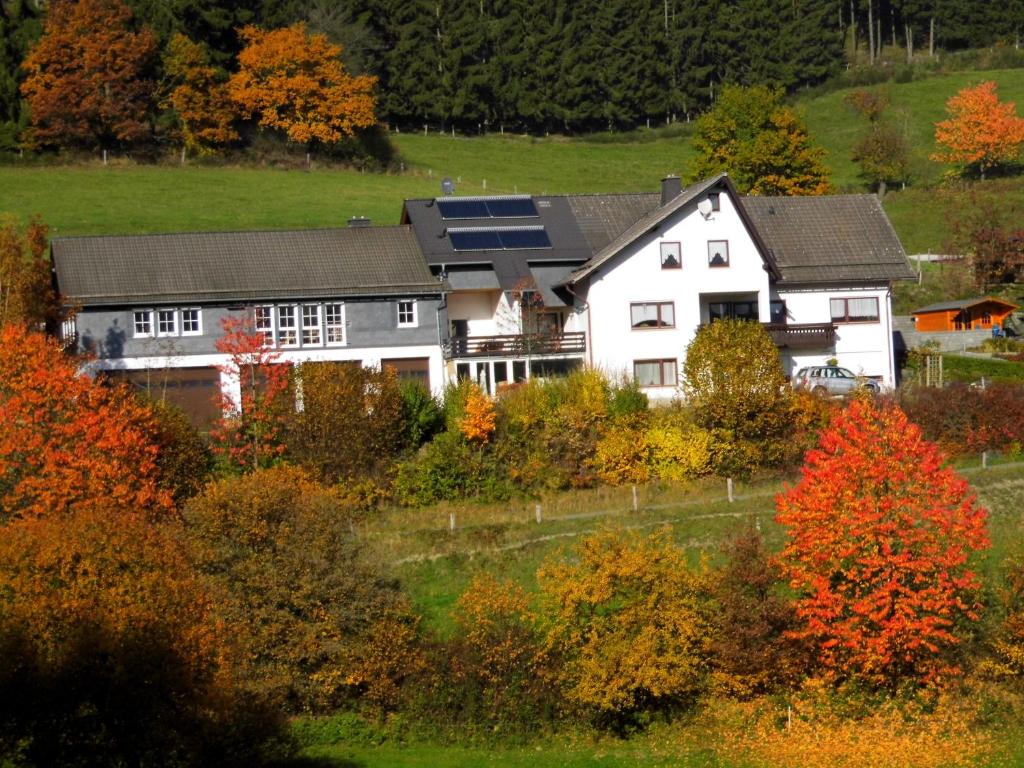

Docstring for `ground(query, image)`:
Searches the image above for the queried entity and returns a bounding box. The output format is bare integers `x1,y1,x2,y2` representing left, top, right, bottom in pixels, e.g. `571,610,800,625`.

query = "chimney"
661,175,682,205
347,216,371,228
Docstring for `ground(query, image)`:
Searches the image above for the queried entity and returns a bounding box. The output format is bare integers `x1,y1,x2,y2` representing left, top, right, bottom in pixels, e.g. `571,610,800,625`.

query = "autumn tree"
948,187,1024,289
210,314,291,472
162,34,238,157
459,383,497,444
19,0,157,151
852,122,912,197
776,398,989,686
0,215,62,330
182,465,415,713
689,85,831,196
683,319,791,477
286,362,406,485
228,23,377,147
539,527,710,728
0,325,171,523
932,80,1024,180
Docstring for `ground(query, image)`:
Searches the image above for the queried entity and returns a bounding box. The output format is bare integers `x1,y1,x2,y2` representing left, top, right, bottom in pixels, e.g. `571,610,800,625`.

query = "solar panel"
498,228,551,249
449,229,503,250
486,198,538,218
437,199,490,219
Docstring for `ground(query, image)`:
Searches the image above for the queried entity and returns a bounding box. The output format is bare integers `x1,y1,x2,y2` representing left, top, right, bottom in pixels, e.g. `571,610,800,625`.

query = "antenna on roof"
441,177,455,196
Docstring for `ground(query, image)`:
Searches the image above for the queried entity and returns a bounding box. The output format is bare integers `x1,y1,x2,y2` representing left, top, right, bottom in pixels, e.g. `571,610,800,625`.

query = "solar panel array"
448,226,552,251
437,197,538,220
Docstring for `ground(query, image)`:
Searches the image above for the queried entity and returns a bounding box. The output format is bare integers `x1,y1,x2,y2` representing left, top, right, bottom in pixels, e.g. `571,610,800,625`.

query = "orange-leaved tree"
210,314,291,472
0,325,171,523
776,398,989,686
459,383,497,444
162,34,238,157
0,215,63,331
228,23,377,147
932,80,1024,180
19,0,156,151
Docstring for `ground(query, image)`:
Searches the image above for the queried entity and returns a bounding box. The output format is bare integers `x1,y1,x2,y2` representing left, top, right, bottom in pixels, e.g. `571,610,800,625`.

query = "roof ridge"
51,224,414,242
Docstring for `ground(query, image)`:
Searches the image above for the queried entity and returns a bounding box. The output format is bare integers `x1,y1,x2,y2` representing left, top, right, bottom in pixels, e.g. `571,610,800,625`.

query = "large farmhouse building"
52,173,915,421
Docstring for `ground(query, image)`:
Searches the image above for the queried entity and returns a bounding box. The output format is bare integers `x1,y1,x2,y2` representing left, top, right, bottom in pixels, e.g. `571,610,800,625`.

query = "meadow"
4,67,1024,254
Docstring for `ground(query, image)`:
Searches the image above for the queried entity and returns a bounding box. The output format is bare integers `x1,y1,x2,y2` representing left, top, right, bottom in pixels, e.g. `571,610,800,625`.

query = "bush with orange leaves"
458,383,497,443
0,505,289,765
0,325,172,523
932,80,1024,179
539,528,711,729
776,398,989,687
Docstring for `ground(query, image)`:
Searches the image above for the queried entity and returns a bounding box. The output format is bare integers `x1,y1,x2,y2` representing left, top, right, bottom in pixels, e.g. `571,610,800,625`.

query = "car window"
837,368,855,378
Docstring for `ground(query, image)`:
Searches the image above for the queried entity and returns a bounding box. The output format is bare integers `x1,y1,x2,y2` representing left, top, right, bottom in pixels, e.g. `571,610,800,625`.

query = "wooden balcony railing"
444,331,586,359
763,322,835,349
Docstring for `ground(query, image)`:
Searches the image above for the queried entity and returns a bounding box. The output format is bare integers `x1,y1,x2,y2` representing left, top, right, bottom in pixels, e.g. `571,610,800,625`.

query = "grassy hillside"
2,68,1024,252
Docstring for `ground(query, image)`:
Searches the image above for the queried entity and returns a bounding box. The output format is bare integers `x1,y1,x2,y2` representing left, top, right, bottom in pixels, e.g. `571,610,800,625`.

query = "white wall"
583,191,771,400
777,285,896,386
448,291,503,335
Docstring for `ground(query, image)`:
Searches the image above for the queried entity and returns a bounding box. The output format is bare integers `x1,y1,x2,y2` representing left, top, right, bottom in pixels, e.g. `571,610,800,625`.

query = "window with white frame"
254,306,275,345
278,305,298,346
630,301,675,329
397,299,417,328
156,308,177,337
302,304,322,345
830,296,879,323
325,303,345,344
133,310,153,337
181,308,202,335
634,359,678,388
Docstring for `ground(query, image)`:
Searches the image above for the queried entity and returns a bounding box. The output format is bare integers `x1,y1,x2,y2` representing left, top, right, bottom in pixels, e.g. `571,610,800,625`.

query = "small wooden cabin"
912,297,1019,332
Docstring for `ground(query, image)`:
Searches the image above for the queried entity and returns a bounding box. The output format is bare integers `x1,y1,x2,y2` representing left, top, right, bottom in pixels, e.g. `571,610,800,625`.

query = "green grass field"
4,67,1024,253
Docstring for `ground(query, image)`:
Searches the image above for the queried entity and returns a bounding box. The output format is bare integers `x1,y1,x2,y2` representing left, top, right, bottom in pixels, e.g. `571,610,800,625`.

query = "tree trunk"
877,179,887,198
868,0,875,63
930,17,935,57
906,24,913,63
851,0,857,53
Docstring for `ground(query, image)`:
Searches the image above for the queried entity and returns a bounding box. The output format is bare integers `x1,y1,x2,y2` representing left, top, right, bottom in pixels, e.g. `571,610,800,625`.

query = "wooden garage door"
382,357,430,390
107,367,222,428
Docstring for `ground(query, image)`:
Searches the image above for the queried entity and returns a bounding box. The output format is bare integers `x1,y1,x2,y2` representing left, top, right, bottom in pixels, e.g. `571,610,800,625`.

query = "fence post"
632,485,639,513
449,511,456,532
535,503,542,524
982,450,988,469
727,477,734,503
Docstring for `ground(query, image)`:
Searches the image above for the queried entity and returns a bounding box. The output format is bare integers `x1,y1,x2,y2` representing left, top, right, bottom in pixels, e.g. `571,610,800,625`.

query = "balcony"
443,331,586,360
763,322,835,350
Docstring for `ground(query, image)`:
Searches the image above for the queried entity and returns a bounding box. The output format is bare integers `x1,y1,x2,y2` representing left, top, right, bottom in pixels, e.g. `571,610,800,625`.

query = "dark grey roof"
52,227,444,306
741,195,916,285
563,174,781,285
914,296,1020,314
566,193,660,254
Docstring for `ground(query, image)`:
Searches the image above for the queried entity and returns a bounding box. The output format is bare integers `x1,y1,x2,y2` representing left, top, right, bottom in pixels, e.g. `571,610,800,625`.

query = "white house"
558,175,915,400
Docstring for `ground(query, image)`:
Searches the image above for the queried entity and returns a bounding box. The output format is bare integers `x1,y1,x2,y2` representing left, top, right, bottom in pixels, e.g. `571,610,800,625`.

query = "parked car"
792,366,880,396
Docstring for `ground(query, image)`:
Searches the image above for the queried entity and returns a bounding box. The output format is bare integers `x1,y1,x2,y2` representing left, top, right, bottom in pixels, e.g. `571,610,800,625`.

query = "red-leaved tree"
775,398,989,686
210,314,291,472
0,324,171,523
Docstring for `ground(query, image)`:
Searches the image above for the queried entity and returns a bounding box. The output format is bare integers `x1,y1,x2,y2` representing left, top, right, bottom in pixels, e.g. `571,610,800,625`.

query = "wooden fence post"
727,478,734,503
535,503,542,524
449,511,456,532
632,485,639,512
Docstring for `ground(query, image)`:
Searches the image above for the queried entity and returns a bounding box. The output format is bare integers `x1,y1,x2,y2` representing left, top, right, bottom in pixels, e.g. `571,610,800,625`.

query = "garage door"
382,357,430,390
106,367,222,428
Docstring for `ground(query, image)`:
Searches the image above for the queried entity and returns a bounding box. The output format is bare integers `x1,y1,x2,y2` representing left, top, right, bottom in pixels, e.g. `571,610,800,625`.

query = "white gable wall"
583,192,770,399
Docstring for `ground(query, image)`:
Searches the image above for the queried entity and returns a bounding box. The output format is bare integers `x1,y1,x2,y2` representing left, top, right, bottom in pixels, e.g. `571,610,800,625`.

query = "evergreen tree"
0,0,42,150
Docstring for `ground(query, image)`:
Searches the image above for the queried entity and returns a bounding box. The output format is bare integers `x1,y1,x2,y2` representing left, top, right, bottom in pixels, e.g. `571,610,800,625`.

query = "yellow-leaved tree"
228,23,377,147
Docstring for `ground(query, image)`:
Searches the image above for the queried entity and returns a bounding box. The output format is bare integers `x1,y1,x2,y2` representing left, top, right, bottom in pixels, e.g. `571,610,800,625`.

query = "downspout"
563,282,593,368
436,265,449,389
885,284,896,389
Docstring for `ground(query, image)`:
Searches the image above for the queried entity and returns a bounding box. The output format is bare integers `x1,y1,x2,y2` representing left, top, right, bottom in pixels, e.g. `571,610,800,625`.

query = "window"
660,242,681,269
769,300,786,324
709,193,721,212
255,306,275,346
708,240,729,267
634,359,678,388
830,296,879,323
302,304,322,346
710,301,756,322
630,302,675,329
181,308,201,335
278,306,298,346
325,303,345,344
133,310,153,338
397,300,417,328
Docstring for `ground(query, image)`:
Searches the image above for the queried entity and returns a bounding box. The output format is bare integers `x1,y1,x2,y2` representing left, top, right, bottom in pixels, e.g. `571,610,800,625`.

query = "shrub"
776,399,990,686
399,379,443,448
900,382,1024,455
287,362,406,484
459,383,497,443
393,430,513,505
182,466,414,712
0,506,289,766
645,409,715,481
145,399,213,506
539,528,710,729
592,425,649,485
